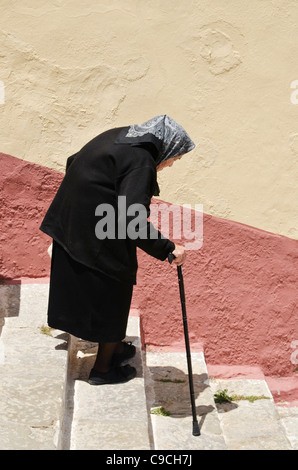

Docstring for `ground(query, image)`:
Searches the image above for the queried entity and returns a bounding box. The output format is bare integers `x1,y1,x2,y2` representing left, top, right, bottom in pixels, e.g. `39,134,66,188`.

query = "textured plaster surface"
0,1,298,238
0,153,63,280
134,201,298,378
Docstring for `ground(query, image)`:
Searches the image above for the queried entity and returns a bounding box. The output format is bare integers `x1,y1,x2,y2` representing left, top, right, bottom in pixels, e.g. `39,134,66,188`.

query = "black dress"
40,126,174,343
47,240,133,342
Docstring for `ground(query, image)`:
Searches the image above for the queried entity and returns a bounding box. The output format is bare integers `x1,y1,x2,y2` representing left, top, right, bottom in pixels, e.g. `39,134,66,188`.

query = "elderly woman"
40,115,195,385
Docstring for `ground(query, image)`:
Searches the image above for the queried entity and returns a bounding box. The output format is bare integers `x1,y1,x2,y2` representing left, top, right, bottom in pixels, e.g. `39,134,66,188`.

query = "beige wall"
1,0,298,239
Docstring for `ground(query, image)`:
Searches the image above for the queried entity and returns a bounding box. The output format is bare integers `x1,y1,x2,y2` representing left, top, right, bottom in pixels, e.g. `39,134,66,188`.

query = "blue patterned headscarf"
115,115,195,166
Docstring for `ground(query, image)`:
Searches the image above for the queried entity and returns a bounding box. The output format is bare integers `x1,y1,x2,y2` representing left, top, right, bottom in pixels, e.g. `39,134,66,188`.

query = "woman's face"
157,155,183,172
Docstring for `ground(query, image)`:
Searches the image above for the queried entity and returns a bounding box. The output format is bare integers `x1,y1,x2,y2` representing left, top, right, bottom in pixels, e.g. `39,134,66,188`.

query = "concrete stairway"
0,282,297,450
65,316,151,450
0,283,68,450
208,378,293,450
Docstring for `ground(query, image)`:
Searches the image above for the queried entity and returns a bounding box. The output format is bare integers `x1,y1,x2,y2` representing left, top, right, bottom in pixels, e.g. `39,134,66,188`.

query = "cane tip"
192,421,200,436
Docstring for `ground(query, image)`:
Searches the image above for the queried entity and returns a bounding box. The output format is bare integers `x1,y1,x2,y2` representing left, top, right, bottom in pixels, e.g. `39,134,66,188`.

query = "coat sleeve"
116,165,175,261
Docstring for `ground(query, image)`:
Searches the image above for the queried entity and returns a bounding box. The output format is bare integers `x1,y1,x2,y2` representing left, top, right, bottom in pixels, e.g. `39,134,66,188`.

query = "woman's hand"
172,244,186,266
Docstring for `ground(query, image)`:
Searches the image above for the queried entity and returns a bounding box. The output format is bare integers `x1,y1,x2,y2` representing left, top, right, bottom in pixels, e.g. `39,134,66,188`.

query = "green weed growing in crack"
214,388,270,404
150,406,171,417
157,378,186,383
39,325,54,336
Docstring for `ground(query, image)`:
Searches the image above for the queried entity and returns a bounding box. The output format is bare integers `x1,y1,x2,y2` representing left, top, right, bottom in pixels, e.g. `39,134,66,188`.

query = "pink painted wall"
0,152,63,280
134,204,298,378
1,153,297,378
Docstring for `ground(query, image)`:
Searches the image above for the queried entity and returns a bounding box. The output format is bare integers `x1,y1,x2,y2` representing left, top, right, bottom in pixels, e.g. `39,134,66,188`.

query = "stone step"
276,406,298,450
0,283,68,450
144,350,227,450
67,315,151,450
209,377,293,450
1,282,296,450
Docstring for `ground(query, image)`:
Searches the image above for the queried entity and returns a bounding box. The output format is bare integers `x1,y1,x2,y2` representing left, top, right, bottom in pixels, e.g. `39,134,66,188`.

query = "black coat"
40,127,175,284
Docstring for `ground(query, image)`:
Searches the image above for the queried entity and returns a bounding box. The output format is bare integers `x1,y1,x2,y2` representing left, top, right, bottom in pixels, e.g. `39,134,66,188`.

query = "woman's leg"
93,342,119,373
89,341,137,384
93,341,132,373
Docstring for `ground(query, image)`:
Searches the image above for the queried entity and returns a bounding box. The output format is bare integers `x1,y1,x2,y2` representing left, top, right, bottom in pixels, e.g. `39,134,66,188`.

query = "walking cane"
168,253,200,436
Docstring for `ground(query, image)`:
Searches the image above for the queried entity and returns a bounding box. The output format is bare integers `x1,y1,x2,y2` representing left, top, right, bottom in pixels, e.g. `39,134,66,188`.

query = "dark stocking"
93,341,124,373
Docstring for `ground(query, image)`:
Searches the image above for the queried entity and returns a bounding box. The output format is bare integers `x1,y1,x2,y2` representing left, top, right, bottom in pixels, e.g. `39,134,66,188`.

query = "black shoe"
88,364,137,385
112,341,136,366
